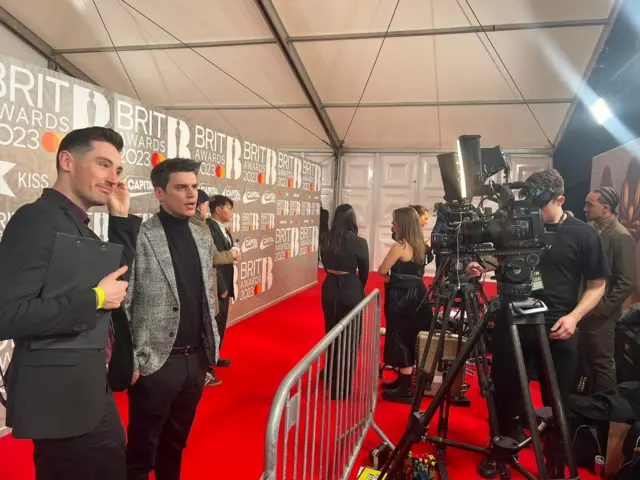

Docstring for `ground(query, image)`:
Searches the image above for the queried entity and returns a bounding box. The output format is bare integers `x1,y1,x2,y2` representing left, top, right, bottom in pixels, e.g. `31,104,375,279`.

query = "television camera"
380,135,579,480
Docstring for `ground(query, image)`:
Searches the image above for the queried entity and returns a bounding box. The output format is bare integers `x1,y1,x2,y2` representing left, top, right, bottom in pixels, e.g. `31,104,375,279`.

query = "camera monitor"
437,135,483,202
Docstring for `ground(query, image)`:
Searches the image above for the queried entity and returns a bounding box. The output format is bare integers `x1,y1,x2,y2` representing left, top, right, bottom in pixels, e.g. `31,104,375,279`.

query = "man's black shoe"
217,358,231,367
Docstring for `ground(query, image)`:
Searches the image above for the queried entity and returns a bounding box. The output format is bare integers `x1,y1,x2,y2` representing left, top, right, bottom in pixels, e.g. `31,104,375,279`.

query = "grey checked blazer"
124,214,220,377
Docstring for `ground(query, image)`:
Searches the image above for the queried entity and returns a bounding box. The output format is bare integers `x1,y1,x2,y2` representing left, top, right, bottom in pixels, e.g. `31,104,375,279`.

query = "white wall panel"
341,155,375,255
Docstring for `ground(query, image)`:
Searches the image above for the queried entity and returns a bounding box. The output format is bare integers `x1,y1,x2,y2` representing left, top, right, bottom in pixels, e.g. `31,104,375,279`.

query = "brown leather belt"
171,344,199,356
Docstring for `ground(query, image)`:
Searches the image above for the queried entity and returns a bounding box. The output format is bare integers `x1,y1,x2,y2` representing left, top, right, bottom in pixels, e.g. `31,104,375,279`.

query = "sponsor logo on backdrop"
288,200,300,216
192,124,242,180
0,160,50,197
300,201,311,216
199,183,218,197
260,234,274,250
228,213,241,233
233,256,274,301
242,189,260,204
242,140,277,185
275,227,300,261
261,191,276,204
299,225,319,255
0,61,73,154
241,212,259,232
261,213,275,230
125,175,154,198
223,187,242,203
277,198,289,216
113,97,168,168
275,152,302,189
301,160,322,192
241,237,259,254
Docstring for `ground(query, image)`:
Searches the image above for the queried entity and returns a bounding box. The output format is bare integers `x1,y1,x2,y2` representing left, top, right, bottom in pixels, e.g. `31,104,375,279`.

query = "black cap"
594,186,619,213
196,189,209,208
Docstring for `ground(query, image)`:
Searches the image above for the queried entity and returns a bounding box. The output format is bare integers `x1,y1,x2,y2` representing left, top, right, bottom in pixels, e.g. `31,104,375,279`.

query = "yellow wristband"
93,287,105,310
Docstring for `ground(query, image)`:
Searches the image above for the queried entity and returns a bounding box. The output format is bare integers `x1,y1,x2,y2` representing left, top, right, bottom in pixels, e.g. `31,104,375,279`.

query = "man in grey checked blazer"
123,158,239,480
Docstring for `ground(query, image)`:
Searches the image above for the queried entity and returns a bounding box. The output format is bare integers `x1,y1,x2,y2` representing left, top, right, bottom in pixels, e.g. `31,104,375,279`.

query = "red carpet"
0,271,599,479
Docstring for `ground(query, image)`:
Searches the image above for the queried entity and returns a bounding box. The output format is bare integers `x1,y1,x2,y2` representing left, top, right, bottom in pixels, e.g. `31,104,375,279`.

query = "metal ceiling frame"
253,0,342,155
157,98,573,111
0,6,96,84
553,0,622,148
52,18,609,54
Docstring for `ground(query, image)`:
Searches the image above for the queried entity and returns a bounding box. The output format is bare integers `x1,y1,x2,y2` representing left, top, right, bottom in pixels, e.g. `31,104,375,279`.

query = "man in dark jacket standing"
583,186,637,392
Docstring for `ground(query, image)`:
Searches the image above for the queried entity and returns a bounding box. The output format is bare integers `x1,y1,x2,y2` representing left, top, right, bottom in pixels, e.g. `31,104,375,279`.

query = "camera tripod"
381,274,580,479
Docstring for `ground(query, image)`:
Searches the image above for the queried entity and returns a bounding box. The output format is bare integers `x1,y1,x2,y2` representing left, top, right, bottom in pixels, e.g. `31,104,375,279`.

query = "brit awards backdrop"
591,139,640,306
0,55,322,434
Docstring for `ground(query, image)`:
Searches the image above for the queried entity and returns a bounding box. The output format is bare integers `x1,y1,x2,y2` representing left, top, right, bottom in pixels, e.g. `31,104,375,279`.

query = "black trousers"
216,296,230,347
126,350,208,480
33,390,125,480
491,321,578,439
579,314,617,393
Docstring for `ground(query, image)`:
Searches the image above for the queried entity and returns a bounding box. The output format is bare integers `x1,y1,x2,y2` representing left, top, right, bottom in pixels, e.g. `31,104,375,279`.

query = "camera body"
432,136,555,300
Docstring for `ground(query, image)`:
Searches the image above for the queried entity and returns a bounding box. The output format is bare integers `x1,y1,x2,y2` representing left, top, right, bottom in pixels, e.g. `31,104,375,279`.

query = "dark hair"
319,207,330,250
210,195,234,211
593,186,620,214
525,168,565,198
56,127,123,172
409,204,428,217
326,204,358,253
150,158,200,190
196,189,209,208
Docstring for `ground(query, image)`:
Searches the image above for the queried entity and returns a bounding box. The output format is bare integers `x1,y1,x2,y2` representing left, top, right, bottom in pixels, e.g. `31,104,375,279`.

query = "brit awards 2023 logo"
275,226,300,261
191,122,242,181
233,256,274,302
275,152,302,189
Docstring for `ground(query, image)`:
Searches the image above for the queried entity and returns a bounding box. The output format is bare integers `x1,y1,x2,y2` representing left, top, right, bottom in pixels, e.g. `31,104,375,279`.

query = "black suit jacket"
207,218,235,299
0,189,140,440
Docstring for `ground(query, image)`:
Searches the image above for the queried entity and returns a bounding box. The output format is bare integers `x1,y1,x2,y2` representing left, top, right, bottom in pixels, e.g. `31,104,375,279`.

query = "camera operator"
468,168,609,477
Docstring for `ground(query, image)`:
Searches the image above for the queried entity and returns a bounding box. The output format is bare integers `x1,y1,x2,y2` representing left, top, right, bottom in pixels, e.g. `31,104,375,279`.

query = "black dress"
383,259,432,368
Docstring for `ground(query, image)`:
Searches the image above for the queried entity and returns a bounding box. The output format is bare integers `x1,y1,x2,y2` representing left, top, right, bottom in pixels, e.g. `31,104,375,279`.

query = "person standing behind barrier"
379,207,432,404
582,187,636,392
190,189,236,387
125,159,238,480
321,204,369,399
0,127,140,480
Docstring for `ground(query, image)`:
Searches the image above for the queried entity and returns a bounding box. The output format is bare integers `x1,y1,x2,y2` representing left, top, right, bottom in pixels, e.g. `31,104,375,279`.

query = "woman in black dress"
321,204,369,398
378,207,432,403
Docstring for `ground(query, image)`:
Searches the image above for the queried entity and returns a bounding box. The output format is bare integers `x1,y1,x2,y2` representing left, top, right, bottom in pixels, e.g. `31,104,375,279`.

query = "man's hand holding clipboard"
96,265,129,310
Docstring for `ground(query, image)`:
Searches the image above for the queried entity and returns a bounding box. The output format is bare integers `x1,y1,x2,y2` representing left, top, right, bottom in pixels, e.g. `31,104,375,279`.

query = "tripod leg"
380,297,501,478
536,324,579,478
508,324,548,480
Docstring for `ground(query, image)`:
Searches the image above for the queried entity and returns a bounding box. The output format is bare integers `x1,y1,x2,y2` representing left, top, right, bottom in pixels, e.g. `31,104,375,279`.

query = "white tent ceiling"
0,0,619,154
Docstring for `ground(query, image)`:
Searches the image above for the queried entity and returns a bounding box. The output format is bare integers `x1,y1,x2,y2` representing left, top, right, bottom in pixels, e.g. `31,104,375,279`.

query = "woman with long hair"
378,207,432,403
318,207,329,265
321,204,369,399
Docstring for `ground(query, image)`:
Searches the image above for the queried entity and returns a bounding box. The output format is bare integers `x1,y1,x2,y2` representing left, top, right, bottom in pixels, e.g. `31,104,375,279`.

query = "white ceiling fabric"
0,0,618,152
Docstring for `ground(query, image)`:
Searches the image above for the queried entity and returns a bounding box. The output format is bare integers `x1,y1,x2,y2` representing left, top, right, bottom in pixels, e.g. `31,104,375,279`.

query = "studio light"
590,97,613,125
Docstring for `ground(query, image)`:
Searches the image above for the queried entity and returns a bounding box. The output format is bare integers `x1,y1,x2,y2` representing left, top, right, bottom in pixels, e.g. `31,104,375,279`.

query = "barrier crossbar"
261,289,393,480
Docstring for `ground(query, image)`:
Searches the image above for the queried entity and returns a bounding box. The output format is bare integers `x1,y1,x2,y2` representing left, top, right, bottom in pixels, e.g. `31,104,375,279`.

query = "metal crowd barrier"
261,289,394,480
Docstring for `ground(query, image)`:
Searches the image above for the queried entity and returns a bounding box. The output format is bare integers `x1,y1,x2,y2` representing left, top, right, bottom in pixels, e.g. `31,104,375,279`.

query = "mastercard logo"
258,172,265,184
310,184,315,192
285,250,291,259
151,152,166,167
215,165,225,178
42,131,66,153
248,225,254,231
253,284,262,295
307,246,313,253
287,178,293,188
266,225,271,230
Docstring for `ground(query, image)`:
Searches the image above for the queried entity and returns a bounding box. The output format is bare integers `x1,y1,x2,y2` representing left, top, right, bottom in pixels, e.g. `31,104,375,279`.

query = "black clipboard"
30,232,124,351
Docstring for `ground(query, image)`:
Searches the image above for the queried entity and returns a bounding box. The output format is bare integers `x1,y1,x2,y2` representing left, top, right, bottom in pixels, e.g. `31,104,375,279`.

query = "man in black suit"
0,127,140,480
206,195,236,382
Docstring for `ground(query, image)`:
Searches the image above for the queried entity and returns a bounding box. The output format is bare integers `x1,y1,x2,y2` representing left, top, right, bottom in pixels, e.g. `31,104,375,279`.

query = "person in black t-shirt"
467,168,609,478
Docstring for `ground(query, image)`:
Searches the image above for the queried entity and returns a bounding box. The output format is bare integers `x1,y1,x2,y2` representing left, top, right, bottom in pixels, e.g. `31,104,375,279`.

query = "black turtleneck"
158,208,204,348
